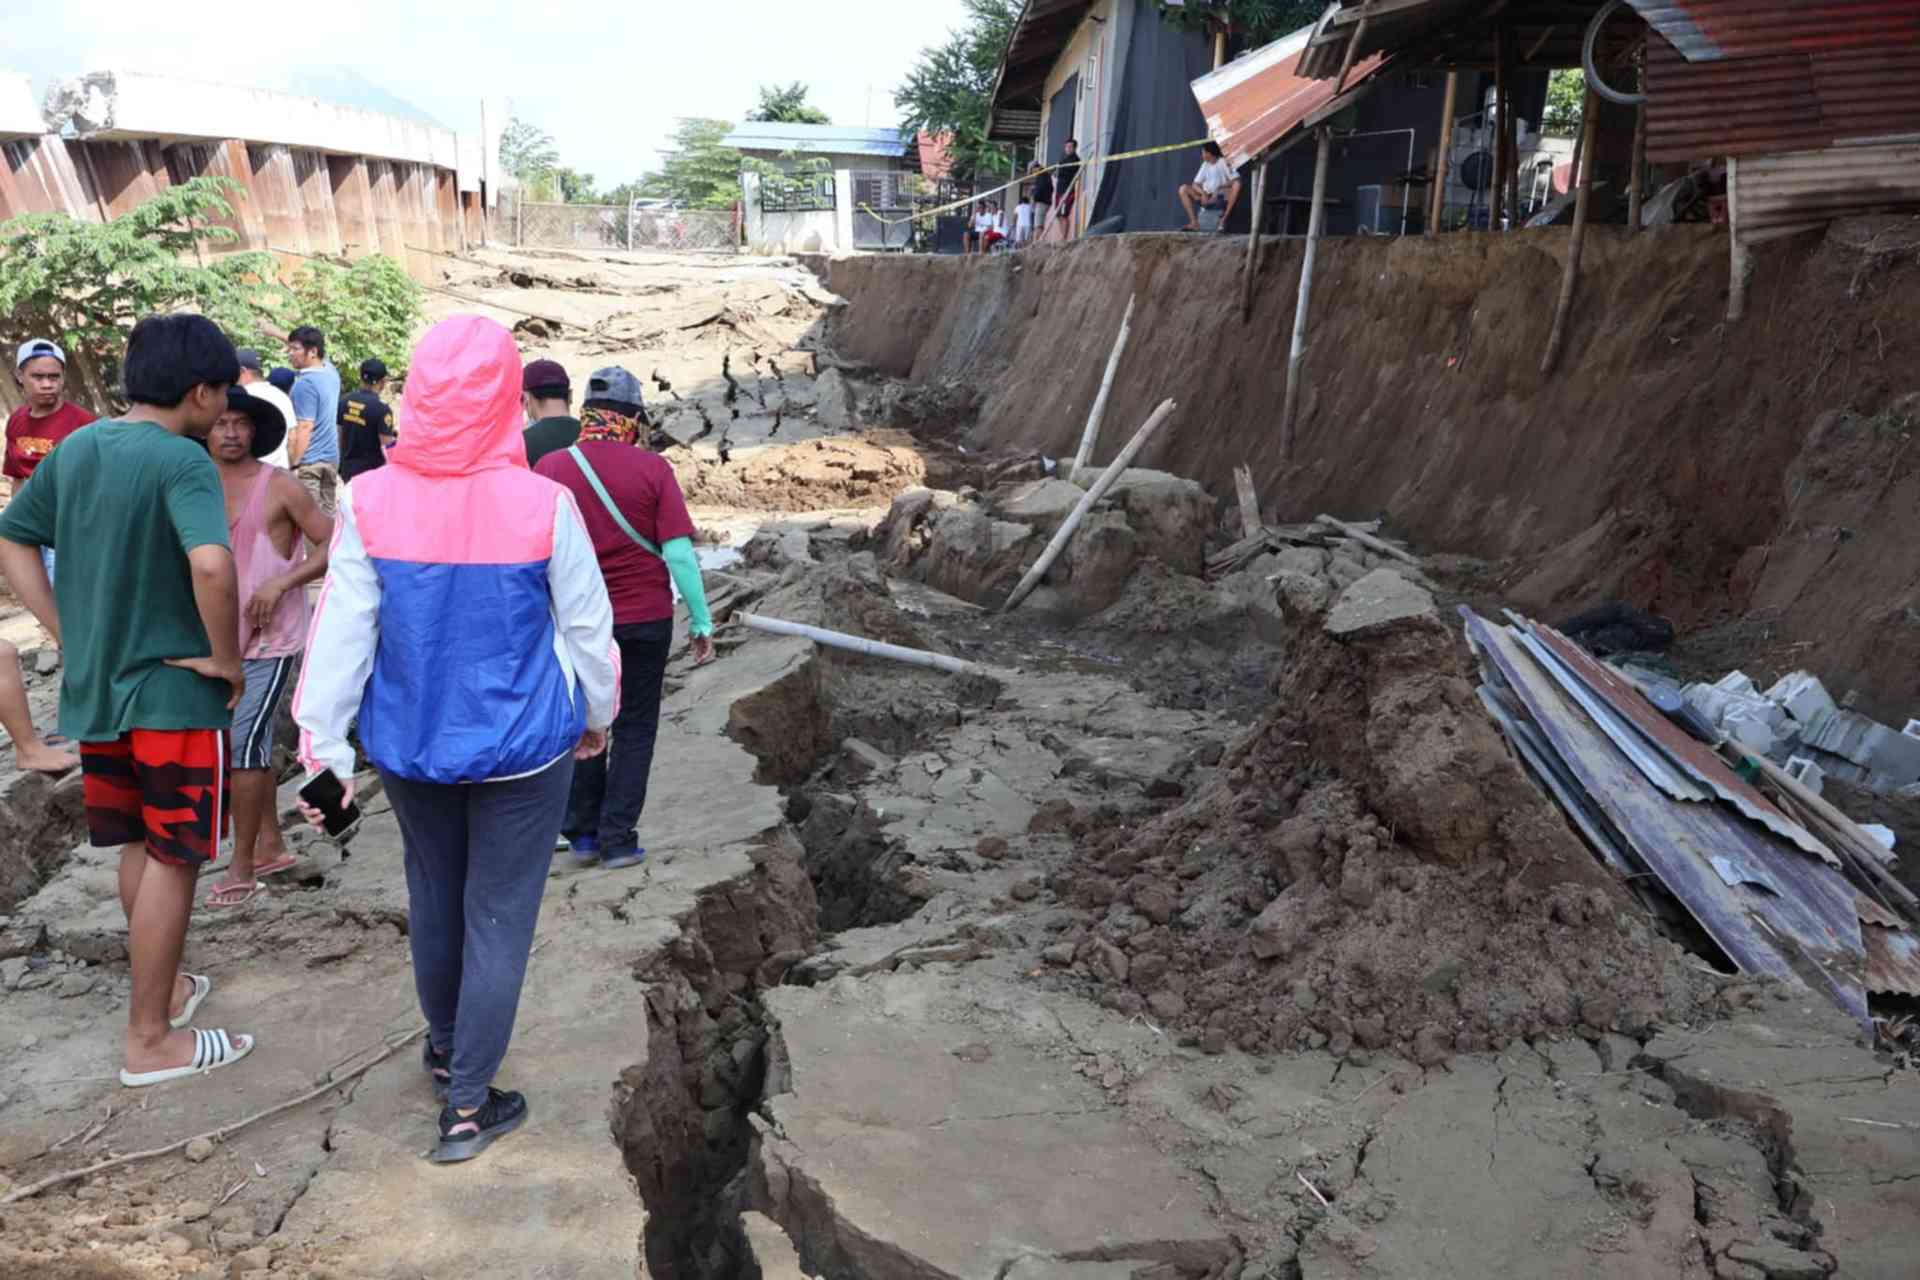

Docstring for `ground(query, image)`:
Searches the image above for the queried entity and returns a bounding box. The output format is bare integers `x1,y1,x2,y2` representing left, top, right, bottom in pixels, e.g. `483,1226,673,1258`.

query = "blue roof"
719,121,907,157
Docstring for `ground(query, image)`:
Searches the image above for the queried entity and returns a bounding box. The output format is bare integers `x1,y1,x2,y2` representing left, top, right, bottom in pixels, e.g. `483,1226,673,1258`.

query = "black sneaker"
431,1088,528,1164
422,1038,451,1101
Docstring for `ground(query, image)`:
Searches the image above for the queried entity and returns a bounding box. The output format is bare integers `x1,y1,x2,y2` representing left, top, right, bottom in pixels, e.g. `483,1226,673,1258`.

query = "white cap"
16,338,65,370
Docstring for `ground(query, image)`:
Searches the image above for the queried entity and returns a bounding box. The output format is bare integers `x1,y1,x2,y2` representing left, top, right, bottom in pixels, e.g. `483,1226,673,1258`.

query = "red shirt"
4,401,96,481
536,442,696,625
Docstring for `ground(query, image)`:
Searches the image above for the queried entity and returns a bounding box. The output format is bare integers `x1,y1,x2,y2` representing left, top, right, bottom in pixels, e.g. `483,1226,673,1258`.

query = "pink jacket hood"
388,315,528,478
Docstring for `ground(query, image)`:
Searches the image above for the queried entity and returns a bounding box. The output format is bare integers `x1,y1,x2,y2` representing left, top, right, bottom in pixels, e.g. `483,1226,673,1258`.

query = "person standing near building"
295,315,617,1163
6,339,97,582
203,386,333,908
534,365,714,870
0,314,255,1087
520,359,579,467
338,358,395,483
284,326,340,539
1013,190,1036,248
1052,138,1083,235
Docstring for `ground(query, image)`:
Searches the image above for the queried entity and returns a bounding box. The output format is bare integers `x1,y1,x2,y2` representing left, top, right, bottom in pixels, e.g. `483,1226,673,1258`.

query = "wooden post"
1627,101,1647,233
1490,29,1508,231
1727,156,1753,321
1502,27,1521,226
1279,127,1332,459
1214,29,1228,69
1428,71,1458,235
1071,293,1136,475
1540,89,1599,374
1240,159,1268,321
1333,1,1373,92
1235,466,1263,538
1006,399,1179,612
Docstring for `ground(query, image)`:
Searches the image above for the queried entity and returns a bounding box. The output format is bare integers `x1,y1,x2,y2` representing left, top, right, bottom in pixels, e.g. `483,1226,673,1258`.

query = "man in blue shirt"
285,325,341,540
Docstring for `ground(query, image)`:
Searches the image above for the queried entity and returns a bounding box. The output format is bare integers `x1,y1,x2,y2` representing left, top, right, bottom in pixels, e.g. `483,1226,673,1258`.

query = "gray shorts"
231,656,296,772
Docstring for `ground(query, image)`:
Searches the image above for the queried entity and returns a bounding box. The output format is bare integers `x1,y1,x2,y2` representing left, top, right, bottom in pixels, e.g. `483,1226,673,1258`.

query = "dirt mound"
671,435,926,512
1043,568,1726,1062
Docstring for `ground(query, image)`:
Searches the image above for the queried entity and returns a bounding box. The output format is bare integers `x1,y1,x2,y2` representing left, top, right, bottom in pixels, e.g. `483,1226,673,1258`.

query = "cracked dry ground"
8,539,1912,1279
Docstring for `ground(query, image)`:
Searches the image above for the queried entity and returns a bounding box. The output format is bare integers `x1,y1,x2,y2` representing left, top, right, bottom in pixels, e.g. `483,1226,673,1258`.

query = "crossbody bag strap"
566,445,663,560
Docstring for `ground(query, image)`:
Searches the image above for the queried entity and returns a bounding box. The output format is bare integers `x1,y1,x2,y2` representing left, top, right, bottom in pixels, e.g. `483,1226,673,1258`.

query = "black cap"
360,357,388,383
235,348,263,373
266,367,296,395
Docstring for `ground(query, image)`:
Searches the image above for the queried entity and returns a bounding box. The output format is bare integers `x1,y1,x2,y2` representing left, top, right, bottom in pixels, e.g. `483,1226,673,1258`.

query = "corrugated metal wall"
1647,35,1920,162
0,132,474,279
1733,139,1920,242
1629,0,1920,63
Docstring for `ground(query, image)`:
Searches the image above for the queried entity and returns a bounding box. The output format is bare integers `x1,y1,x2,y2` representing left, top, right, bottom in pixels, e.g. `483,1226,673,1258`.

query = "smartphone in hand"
299,770,361,839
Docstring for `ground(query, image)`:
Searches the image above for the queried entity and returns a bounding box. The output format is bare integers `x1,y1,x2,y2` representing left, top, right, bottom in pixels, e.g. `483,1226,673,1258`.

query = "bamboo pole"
1428,71,1459,235
1490,29,1508,231
1004,399,1178,612
740,614,984,676
1278,128,1331,460
1214,29,1228,69
1070,293,1136,475
1540,88,1600,375
1315,514,1420,567
1333,2,1373,92
1240,160,1268,321
1503,30,1521,227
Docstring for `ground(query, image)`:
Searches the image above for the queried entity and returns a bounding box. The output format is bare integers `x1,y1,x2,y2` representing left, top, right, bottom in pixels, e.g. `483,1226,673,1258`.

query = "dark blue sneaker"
431,1088,528,1164
601,846,646,870
568,836,601,866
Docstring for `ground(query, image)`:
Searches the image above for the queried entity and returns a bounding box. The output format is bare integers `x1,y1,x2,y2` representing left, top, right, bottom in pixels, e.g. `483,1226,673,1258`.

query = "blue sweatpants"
382,757,573,1109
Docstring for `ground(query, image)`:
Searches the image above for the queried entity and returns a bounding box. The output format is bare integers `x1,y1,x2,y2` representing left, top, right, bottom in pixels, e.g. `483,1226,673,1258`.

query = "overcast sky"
8,0,973,181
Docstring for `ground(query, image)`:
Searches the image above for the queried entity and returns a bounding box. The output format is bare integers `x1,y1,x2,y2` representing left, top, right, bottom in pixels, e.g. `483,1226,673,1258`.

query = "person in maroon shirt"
533,366,714,869
6,339,96,494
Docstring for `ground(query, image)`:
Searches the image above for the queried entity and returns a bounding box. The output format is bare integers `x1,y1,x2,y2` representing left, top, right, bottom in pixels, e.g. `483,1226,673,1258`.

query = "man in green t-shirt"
0,314,257,1088
520,358,580,467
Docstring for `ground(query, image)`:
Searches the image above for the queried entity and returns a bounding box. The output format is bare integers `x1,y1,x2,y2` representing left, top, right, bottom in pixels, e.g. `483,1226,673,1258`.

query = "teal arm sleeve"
661,537,713,636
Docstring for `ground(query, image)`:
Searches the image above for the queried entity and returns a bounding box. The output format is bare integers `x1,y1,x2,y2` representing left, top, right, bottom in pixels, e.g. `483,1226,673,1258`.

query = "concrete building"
0,69,505,281
725,122,912,255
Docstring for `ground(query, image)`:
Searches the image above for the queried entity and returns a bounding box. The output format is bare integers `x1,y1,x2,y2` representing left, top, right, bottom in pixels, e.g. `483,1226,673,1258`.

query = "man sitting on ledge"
1179,141,1242,233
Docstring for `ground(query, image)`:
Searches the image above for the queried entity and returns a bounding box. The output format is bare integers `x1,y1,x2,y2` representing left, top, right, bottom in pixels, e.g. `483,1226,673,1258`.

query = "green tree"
1543,68,1585,137
555,167,599,203
748,82,831,125
499,117,559,192
0,176,282,410
1156,0,1319,45
641,119,749,209
280,255,424,380
894,0,1020,184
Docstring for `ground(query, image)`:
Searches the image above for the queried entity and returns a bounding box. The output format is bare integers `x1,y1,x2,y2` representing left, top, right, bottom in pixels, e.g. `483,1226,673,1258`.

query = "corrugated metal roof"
1645,34,1920,161
1192,22,1390,169
719,122,908,157
1733,140,1920,242
1625,0,1920,62
1466,610,1869,1025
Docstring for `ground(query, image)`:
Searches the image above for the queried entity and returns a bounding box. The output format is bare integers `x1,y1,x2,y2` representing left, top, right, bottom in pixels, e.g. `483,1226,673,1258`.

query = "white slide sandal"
119,1028,255,1088
168,974,212,1029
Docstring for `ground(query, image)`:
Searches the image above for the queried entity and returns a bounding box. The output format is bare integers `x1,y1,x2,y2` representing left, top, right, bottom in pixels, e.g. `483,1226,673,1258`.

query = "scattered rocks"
1323,568,1436,637
55,971,96,998
184,1137,215,1164
1041,942,1077,967
177,1200,211,1223
34,649,60,676
975,835,1010,862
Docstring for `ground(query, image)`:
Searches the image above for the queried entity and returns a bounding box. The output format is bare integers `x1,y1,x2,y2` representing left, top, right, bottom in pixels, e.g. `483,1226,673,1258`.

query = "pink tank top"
231,465,309,659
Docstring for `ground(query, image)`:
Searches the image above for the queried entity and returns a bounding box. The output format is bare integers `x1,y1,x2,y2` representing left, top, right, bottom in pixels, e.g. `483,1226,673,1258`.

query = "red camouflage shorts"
80,728,229,867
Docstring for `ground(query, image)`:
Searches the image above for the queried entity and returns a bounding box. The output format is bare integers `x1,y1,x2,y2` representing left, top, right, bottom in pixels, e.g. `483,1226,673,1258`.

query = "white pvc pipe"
740,613,983,676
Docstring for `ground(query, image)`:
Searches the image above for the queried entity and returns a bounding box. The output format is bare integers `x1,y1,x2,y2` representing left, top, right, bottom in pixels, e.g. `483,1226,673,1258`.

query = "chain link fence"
509,194,739,253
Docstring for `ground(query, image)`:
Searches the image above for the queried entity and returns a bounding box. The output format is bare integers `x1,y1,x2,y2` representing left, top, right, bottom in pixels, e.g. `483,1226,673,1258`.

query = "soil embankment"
822,223,1920,722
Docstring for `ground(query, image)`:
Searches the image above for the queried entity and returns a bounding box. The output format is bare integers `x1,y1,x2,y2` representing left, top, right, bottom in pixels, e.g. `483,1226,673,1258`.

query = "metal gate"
851,170,914,251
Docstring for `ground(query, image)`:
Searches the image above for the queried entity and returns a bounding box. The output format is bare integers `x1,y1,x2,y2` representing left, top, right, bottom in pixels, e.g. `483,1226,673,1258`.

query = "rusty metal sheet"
1863,928,1920,994
1646,36,1920,162
1465,610,1868,1025
1627,0,1920,63
1522,619,1840,865
1,136,91,219
1192,22,1390,170
1733,140,1920,243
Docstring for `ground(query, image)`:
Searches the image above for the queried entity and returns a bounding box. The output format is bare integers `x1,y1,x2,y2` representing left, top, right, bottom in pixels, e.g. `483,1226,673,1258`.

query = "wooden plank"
1234,465,1262,539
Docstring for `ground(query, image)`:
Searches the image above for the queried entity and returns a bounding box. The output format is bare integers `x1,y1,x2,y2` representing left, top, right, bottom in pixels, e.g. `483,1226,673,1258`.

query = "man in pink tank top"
205,387,333,907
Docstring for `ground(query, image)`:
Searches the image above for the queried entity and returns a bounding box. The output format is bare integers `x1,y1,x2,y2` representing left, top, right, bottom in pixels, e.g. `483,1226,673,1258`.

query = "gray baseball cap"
16,338,65,369
585,366,645,411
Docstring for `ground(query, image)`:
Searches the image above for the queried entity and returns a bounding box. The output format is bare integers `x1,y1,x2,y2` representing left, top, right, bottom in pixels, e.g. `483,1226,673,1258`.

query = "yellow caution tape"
857,135,1214,227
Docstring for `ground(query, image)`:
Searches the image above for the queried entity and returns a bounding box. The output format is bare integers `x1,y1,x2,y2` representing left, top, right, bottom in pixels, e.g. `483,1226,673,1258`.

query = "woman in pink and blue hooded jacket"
293,315,618,1164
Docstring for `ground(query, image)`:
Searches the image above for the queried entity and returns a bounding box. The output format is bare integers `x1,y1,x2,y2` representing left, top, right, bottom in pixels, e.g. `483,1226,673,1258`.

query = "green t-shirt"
0,419,233,741
523,415,581,468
